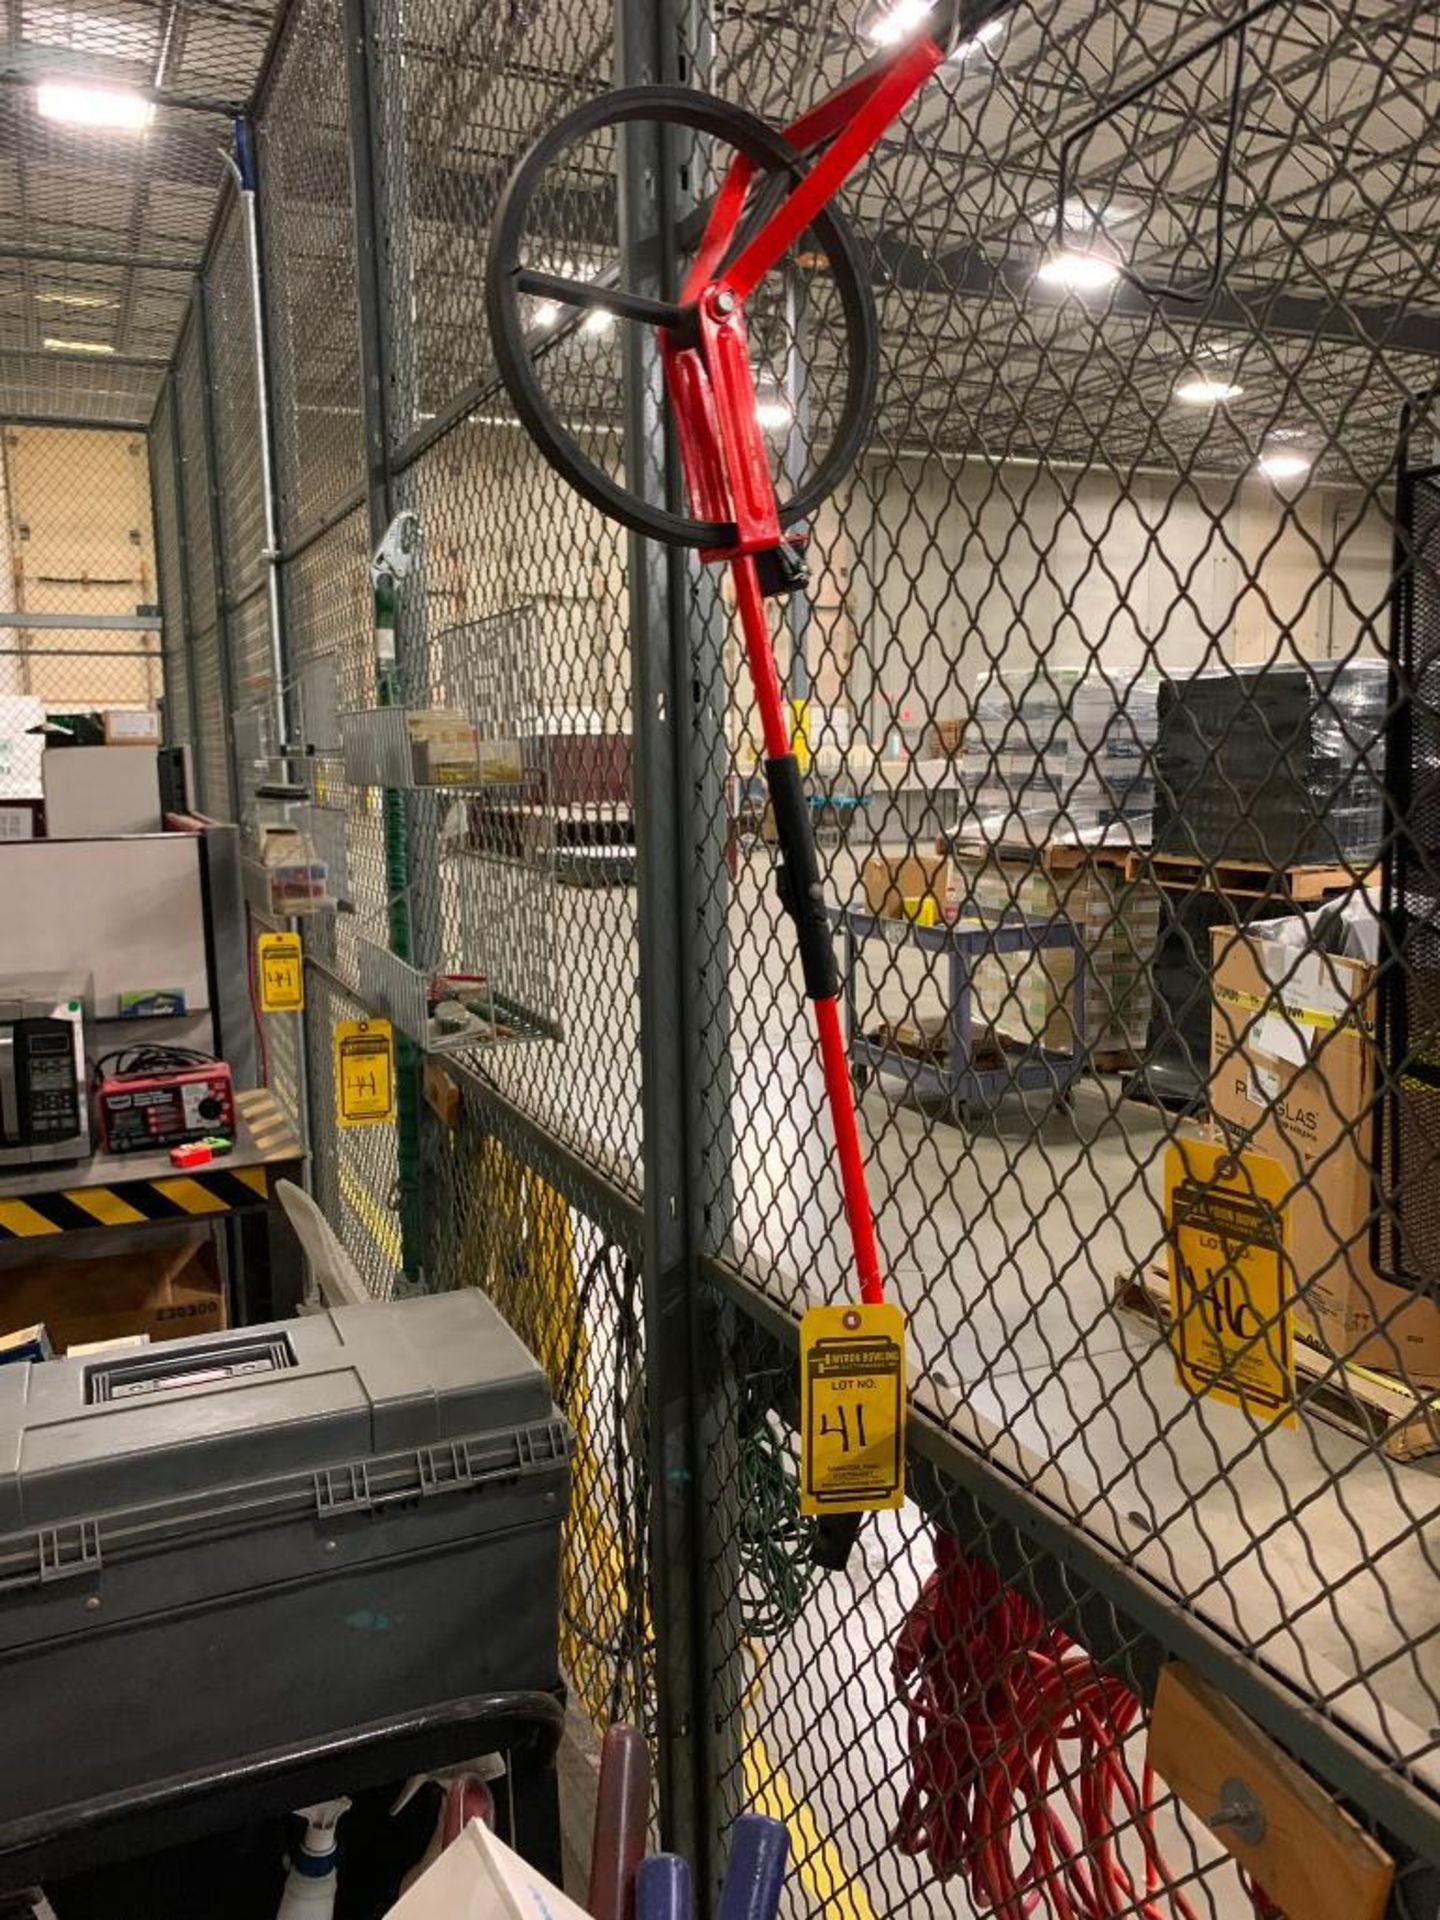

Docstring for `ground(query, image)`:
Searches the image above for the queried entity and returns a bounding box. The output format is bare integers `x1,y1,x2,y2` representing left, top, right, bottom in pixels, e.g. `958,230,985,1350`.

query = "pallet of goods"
952,667,1161,1060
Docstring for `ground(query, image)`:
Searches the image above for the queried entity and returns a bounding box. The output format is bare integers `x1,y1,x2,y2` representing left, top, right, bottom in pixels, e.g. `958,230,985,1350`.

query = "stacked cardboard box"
959,668,1159,847
1210,926,1440,1384
950,848,1161,1055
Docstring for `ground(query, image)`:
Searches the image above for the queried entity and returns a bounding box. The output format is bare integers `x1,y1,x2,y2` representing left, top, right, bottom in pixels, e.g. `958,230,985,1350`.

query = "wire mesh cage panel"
385,276,645,1182
256,0,367,546
303,962,402,1303
204,192,268,617
0,419,160,718
664,3,1440,1907
136,0,1440,1906
422,1081,655,1741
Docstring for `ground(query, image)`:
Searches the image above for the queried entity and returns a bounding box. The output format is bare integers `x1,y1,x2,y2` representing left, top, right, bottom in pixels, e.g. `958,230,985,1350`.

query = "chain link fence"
137,0,1440,1914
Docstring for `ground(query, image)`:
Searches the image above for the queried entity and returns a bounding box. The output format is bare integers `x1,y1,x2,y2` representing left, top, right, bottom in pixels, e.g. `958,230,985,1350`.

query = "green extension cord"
737,1376,815,1638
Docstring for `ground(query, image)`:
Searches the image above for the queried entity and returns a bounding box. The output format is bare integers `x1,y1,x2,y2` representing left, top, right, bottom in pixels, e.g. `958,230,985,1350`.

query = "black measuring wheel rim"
485,83,880,550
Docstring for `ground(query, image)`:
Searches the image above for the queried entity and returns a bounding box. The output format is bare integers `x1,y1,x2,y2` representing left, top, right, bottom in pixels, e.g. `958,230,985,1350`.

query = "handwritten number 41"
819,1401,868,1454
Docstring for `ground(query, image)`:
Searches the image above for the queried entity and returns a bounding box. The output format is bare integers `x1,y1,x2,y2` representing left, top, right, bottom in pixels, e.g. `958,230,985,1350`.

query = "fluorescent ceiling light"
1036,249,1120,292
755,399,792,431
581,306,614,336
36,82,154,130
1175,376,1244,405
1258,447,1312,481
37,291,115,308
532,300,561,329
951,15,1003,58
869,0,931,45
42,335,113,354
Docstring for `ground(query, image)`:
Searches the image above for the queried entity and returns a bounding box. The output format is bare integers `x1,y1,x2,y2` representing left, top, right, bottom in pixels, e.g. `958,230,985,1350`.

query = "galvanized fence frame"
142,1,1440,1915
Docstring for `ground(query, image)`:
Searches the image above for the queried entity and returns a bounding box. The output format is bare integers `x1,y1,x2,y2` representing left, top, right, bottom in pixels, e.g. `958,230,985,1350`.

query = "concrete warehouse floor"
440,839,1439,1907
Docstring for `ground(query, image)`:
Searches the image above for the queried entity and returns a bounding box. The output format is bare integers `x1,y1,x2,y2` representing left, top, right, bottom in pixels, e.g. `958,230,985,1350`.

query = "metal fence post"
615,0,713,1879
194,278,244,818
342,0,425,1282
157,368,203,756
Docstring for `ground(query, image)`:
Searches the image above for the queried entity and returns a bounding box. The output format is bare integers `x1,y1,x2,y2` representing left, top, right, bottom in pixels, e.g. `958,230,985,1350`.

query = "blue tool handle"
718,1815,789,1920
635,1853,693,1920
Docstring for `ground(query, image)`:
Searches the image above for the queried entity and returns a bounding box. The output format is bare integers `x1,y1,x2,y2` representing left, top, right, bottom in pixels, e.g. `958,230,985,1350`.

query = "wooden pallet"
1089,1046,1144,1074
1137,852,1376,901
1115,1266,1440,1462
948,837,1138,877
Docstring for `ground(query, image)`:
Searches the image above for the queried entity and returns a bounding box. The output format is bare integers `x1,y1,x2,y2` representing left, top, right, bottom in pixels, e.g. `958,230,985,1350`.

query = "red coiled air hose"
894,1535,1271,1920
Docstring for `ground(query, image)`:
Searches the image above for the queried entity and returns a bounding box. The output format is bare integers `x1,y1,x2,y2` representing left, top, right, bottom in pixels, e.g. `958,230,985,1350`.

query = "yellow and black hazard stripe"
0,1165,273,1240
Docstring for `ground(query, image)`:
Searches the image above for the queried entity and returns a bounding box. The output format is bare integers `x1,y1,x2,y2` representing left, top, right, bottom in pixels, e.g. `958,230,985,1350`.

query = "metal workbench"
0,1087,308,1322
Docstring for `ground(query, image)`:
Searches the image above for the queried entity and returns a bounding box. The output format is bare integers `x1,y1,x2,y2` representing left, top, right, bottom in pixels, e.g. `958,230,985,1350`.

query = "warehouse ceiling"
0,0,1432,484
408,0,1439,493
0,0,275,425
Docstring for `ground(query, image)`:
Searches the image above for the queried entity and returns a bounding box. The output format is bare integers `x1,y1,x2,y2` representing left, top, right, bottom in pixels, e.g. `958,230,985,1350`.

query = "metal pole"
195,275,245,820
615,0,713,1882
163,363,205,766
343,0,425,1283
231,124,289,758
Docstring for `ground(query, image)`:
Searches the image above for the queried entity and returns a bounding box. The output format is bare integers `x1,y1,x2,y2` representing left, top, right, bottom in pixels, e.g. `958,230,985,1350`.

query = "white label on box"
1255,1010,1309,1069
1247,1064,1280,1106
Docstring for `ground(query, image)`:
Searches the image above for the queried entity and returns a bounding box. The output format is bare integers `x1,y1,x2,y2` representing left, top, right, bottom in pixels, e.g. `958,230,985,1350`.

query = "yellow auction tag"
799,1301,907,1516
1166,1139,1295,1426
256,931,304,1013
335,1018,396,1128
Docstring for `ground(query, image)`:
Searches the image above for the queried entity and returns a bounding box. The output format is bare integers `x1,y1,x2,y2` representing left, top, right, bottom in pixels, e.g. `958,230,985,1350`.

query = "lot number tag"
799,1301,907,1515
256,931,304,1013
335,1018,396,1128
1166,1139,1294,1427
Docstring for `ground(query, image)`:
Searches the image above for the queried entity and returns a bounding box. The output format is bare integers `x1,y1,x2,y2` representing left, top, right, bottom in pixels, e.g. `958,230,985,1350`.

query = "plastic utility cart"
832,905,1085,1121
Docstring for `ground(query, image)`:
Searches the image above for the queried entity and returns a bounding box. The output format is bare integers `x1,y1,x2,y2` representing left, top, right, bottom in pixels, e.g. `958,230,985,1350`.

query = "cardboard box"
406,711,480,787
103,708,161,747
0,1227,226,1356
1210,927,1440,1384
950,848,1161,1053
42,745,161,836
862,851,950,922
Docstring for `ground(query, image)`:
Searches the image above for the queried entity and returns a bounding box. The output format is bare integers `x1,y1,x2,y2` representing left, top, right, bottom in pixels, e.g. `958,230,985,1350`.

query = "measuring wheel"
485,85,880,550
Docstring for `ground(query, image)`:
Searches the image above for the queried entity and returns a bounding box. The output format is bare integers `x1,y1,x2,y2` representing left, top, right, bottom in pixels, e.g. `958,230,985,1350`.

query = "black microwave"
0,993,90,1169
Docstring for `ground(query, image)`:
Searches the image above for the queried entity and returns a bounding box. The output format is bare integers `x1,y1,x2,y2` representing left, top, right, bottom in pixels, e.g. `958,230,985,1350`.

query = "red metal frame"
657,32,949,1308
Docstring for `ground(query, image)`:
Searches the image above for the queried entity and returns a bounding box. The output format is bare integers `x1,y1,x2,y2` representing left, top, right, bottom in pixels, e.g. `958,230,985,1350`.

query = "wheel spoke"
515,267,687,331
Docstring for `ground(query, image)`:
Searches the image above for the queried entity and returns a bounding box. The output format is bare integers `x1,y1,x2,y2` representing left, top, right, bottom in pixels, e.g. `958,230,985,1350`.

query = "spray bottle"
276,1798,351,1919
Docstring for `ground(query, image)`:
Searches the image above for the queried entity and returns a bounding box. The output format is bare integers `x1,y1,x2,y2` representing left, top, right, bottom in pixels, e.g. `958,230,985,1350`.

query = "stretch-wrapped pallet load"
1153,657,1388,868
950,850,1162,1057
958,668,1158,848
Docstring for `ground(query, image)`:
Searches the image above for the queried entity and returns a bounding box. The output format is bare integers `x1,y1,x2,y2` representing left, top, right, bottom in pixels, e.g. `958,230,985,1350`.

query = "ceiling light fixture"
755,399,793,431
869,0,932,45
1036,248,1121,293
532,300,561,329
1258,447,1312,482
951,15,1003,58
36,82,154,131
1175,376,1244,405
36,291,116,309
42,335,114,354
581,306,614,336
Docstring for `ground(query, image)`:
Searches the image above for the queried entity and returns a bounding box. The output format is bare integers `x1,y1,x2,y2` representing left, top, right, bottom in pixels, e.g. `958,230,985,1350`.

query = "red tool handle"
730,555,884,1306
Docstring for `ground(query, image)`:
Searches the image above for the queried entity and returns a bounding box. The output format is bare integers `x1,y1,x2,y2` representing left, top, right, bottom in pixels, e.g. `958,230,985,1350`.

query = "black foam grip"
811,1511,864,1570
766,753,839,1002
